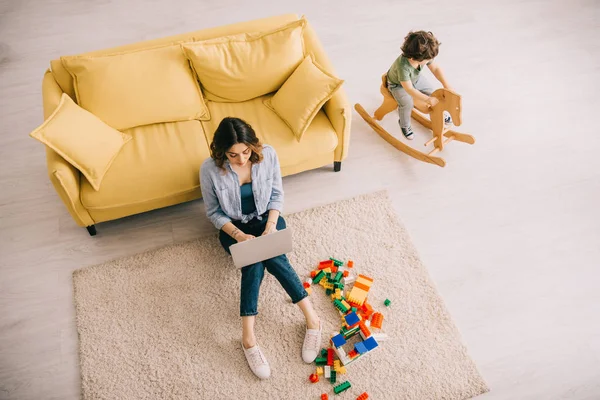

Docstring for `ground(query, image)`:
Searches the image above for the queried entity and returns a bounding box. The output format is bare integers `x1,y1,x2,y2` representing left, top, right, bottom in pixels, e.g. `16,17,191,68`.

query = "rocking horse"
355,74,475,167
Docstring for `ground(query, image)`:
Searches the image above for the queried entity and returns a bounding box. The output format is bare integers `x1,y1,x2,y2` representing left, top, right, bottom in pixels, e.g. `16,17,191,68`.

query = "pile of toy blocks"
304,258,388,398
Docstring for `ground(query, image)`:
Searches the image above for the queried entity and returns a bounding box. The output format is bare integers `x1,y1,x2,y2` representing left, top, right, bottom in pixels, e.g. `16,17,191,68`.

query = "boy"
387,30,453,140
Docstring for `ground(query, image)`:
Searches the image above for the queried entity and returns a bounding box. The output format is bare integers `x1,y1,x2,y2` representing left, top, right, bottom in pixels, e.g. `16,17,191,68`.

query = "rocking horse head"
432,88,462,127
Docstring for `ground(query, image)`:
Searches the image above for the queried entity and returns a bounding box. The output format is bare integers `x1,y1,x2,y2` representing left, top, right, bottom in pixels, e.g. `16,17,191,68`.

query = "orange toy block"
371,312,384,329
309,373,319,383
310,270,317,279
347,260,354,268
359,322,371,338
343,270,349,277
319,260,334,270
357,392,369,400
321,394,329,400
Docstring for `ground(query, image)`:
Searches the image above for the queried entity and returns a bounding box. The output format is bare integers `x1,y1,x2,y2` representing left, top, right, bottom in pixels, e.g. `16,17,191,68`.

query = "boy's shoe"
444,111,453,125
242,342,271,379
302,321,322,363
399,124,415,140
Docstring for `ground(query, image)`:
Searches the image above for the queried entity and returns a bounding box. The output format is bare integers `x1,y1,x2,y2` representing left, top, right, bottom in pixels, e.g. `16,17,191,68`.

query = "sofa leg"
334,161,342,172
86,225,97,236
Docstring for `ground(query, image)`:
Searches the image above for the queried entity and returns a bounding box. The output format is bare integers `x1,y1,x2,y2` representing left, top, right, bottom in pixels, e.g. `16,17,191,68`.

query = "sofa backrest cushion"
60,43,210,131
181,18,306,103
50,14,300,101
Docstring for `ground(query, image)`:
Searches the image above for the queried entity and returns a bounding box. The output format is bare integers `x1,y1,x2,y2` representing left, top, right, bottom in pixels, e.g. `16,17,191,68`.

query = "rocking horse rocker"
355,74,475,167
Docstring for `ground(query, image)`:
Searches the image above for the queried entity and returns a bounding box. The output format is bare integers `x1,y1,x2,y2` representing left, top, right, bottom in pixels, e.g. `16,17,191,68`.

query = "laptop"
229,228,293,268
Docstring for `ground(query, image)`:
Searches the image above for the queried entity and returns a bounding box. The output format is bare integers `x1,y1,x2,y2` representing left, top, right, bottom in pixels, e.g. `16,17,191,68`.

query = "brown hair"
401,31,440,61
210,117,263,170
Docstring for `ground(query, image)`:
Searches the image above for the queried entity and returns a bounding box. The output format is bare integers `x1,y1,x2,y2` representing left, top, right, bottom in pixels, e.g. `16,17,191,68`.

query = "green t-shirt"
387,55,432,85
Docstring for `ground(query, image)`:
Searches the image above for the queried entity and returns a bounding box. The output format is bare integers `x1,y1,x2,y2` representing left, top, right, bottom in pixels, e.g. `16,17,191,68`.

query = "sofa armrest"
302,21,351,162
42,69,94,227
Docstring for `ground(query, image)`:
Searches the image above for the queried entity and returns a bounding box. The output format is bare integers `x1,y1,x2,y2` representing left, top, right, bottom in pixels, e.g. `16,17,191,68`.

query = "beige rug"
73,191,489,400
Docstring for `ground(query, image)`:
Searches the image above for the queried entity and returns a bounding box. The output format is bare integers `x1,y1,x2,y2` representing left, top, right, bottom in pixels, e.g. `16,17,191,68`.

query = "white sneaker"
242,343,271,379
302,321,322,363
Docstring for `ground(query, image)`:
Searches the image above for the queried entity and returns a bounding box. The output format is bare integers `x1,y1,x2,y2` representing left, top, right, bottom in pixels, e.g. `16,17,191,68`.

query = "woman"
199,117,322,380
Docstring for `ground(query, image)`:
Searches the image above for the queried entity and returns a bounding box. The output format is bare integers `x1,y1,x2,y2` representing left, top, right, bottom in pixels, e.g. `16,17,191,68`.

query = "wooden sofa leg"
86,225,97,236
334,161,342,172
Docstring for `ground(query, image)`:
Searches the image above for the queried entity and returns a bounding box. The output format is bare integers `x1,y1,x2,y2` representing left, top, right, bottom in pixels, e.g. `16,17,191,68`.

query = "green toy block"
384,298,391,307
326,289,333,296
315,356,328,366
333,380,351,394
330,370,337,383
333,272,343,282
351,307,357,313
320,348,328,358
329,257,344,266
313,271,325,284
333,299,349,313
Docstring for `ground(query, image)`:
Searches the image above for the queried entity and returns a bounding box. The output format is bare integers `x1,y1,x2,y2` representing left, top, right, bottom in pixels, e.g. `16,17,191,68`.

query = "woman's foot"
302,319,322,363
242,341,271,379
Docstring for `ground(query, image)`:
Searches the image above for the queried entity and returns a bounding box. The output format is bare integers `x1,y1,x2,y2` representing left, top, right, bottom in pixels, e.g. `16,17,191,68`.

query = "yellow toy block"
346,274,374,306
316,367,324,375
341,300,351,309
305,286,312,295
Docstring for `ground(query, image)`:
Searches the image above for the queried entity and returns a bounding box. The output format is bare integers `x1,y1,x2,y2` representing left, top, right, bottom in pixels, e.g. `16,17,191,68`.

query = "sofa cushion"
182,18,306,103
201,95,338,168
61,44,210,131
80,120,210,209
29,93,131,191
264,55,343,142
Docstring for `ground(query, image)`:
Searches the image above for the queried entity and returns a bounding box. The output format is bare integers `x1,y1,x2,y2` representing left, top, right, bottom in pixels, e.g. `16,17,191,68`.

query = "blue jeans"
219,214,308,317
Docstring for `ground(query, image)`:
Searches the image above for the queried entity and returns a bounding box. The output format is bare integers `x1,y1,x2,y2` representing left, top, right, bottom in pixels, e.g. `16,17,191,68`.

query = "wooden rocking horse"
355,74,475,167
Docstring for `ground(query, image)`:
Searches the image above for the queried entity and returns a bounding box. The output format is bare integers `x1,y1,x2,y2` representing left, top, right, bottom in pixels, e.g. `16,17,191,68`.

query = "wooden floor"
1,1,599,399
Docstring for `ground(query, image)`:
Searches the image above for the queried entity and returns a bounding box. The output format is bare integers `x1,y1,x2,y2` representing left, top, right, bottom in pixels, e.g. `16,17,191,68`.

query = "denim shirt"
200,144,284,230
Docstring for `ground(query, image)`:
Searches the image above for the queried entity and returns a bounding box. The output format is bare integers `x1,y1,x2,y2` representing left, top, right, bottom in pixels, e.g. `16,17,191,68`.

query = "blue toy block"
331,334,346,348
344,312,360,327
355,342,368,354
362,336,379,352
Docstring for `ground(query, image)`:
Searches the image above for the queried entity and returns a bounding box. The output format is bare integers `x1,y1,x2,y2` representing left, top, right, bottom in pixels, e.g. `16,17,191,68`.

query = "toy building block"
346,274,374,306
305,286,313,295
309,373,319,383
324,365,331,378
344,312,360,327
348,349,358,358
355,342,368,355
320,348,328,358
333,272,343,283
370,313,384,329
313,270,325,284
329,257,344,266
316,367,324,375
333,299,349,314
362,336,379,352
371,332,389,342
322,267,332,274
332,345,351,365
333,360,341,372
330,370,337,383
327,348,334,366
347,260,354,268
303,281,311,289
359,322,371,339
321,394,329,400
343,270,349,278
384,298,391,307
319,260,334,270
343,274,357,286
331,265,338,273
315,356,328,366
333,381,352,395
331,333,346,348
341,300,351,310
356,392,369,400
310,270,317,278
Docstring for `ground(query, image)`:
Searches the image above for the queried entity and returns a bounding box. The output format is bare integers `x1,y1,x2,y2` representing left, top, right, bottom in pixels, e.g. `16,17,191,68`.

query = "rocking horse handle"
430,88,462,127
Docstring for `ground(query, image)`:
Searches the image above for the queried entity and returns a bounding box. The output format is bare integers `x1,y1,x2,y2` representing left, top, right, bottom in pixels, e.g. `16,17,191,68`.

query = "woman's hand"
235,233,255,242
261,221,277,236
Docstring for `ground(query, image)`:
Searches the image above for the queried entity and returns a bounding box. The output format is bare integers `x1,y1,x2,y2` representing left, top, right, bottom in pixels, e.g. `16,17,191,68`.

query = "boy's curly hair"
401,31,441,61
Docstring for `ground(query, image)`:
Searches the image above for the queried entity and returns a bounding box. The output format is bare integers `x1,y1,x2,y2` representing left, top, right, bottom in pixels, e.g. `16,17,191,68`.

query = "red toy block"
343,270,349,277
327,348,334,366
371,312,384,329
347,260,354,268
321,394,329,400
319,260,334,270
361,303,374,319
310,270,317,278
309,373,319,383
303,282,311,289
356,392,369,400
331,265,338,273
348,349,358,358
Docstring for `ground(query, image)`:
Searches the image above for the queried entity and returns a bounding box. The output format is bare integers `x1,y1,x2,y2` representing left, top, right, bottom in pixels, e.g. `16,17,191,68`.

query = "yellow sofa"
40,14,351,236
